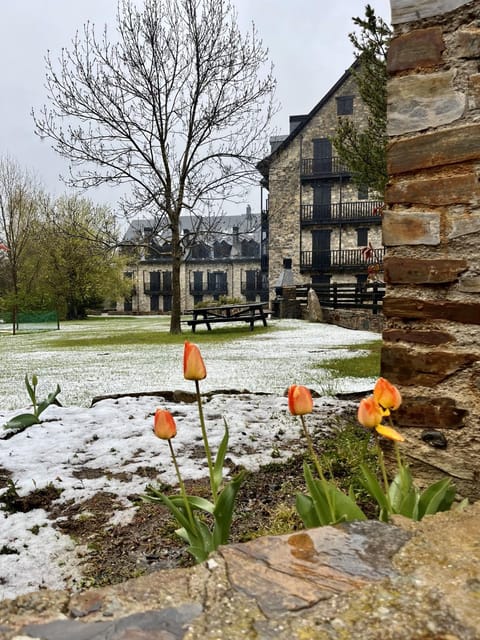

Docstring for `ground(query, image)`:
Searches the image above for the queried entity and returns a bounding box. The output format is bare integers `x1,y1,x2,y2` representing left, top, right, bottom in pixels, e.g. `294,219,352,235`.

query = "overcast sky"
0,0,391,214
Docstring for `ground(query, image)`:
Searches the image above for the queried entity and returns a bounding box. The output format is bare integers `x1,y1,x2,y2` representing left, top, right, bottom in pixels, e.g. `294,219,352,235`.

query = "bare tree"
0,157,43,334
34,0,277,332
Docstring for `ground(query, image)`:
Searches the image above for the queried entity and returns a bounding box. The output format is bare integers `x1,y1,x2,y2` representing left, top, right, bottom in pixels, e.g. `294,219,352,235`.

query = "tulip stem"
300,415,325,481
300,415,336,520
195,380,217,502
168,439,198,534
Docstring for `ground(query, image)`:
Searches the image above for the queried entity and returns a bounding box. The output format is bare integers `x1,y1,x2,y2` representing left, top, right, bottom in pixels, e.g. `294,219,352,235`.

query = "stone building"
382,0,480,499
117,207,268,313
257,63,384,299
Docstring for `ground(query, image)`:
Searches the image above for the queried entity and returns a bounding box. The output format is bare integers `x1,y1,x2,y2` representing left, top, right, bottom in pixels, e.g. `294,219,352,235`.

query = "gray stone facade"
258,66,383,300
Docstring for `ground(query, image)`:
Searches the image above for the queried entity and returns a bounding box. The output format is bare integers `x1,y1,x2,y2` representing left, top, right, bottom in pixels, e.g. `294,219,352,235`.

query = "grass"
9,315,274,350
318,340,381,379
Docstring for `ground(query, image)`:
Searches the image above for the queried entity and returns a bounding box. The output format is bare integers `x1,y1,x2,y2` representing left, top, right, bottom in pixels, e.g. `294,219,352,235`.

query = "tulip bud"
183,341,207,381
288,385,313,416
357,396,383,429
373,378,402,411
153,409,177,440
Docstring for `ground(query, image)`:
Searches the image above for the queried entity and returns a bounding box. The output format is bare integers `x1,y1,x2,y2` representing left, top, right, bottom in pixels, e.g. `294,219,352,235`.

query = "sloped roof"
257,60,358,181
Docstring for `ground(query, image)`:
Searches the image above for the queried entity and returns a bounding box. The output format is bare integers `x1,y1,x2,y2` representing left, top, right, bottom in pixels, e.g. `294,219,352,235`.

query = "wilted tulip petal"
288,385,313,415
154,409,177,440
183,341,207,381
374,377,402,411
375,424,405,442
357,396,383,429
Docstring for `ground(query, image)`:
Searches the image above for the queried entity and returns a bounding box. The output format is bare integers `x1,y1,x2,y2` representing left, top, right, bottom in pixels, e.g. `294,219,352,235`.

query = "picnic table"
183,302,269,332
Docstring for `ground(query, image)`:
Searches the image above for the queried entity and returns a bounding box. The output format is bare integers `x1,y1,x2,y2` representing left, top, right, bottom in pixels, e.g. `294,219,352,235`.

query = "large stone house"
257,63,384,299
117,207,268,313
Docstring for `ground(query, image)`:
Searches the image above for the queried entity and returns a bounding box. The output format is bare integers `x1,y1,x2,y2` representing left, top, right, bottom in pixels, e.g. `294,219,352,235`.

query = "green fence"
0,310,60,333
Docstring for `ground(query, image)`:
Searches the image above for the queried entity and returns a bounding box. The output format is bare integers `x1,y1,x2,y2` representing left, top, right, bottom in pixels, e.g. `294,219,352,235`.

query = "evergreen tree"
332,5,392,196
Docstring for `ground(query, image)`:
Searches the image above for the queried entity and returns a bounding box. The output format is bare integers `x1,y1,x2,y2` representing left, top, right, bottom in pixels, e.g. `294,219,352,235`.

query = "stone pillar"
384,0,480,498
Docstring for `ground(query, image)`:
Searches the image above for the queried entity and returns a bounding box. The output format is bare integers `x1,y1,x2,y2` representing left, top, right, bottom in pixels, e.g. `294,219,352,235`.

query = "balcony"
143,284,173,295
300,247,386,272
300,200,383,226
189,284,228,296
300,156,350,180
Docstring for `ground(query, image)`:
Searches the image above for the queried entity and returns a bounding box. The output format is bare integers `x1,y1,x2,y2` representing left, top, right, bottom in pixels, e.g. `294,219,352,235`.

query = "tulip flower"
373,377,402,411
288,385,313,416
183,341,207,381
357,396,383,429
153,408,177,440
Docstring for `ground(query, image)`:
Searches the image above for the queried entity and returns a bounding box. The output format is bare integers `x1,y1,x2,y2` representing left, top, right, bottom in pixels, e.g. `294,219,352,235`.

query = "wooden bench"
183,302,268,332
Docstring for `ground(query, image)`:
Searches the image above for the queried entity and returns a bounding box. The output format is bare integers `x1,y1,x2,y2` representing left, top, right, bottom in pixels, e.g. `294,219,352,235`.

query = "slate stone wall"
385,0,480,497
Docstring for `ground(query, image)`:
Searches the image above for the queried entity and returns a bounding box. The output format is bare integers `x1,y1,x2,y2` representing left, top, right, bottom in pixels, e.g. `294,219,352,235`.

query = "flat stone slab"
1,505,480,639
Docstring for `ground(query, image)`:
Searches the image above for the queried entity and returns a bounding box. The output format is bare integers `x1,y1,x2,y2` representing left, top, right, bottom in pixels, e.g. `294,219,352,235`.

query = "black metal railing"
300,200,383,225
295,281,385,314
301,156,350,178
300,248,385,271
189,284,228,296
143,285,173,295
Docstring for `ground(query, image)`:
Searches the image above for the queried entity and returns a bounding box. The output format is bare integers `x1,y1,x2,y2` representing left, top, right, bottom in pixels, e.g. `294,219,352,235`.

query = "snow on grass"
0,318,379,601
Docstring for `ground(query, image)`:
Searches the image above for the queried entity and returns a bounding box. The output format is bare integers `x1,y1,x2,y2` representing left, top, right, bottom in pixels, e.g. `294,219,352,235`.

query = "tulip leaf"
3,413,41,432
25,374,37,407
36,384,62,416
301,462,366,526
213,469,246,547
360,463,391,521
169,495,215,514
417,478,456,520
213,419,229,496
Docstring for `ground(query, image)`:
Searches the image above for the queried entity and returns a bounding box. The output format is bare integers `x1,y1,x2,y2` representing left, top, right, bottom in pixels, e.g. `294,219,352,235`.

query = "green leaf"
303,462,334,525
360,463,391,521
213,418,229,496
169,495,215,514
417,478,456,520
212,469,246,547
36,385,62,417
302,462,366,525
388,465,418,518
25,374,36,406
4,413,41,432
295,493,320,528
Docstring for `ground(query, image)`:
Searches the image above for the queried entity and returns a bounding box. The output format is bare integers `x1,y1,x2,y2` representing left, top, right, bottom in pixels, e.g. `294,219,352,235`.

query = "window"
358,184,369,200
336,95,354,116
357,228,368,246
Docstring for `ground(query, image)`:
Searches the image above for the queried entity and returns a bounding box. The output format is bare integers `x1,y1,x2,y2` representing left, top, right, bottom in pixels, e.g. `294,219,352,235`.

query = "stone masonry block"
381,343,476,386
383,328,456,345
382,211,440,246
457,28,480,59
387,71,465,136
387,28,445,73
384,257,468,284
388,124,480,175
383,296,480,325
391,0,474,25
385,171,478,206
394,394,468,429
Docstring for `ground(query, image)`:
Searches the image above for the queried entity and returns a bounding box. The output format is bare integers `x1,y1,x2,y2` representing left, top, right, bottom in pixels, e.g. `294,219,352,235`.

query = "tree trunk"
170,223,182,334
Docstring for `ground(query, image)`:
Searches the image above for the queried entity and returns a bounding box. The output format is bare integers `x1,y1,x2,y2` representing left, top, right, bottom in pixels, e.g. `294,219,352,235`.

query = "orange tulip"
373,377,402,411
357,396,383,429
183,341,207,381
375,424,405,442
153,409,177,440
288,385,313,416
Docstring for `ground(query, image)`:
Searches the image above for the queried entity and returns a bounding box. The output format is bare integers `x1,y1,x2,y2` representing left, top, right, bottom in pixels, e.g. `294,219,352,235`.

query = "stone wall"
384,0,480,498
